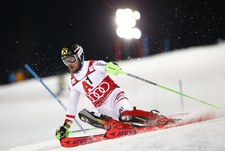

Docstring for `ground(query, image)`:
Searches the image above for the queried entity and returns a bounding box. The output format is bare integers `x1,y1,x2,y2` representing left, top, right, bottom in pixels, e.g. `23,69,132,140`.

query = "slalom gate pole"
118,70,220,109
24,64,85,132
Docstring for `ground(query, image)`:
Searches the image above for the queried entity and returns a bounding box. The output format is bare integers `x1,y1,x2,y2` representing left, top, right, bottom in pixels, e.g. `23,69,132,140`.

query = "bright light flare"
133,11,141,20
115,8,142,39
132,28,141,39
116,27,142,40
116,9,136,28
116,27,133,39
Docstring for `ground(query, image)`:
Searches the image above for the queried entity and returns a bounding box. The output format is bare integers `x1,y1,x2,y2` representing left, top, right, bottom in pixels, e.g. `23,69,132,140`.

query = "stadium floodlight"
116,8,136,28
133,11,141,20
116,27,133,39
132,28,142,39
115,8,141,39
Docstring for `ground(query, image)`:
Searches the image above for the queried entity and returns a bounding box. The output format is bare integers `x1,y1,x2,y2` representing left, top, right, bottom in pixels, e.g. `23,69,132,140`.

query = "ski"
60,112,214,148
60,119,179,148
60,134,106,147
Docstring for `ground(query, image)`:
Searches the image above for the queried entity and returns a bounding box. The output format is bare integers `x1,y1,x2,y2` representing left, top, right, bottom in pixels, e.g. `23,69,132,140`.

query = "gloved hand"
55,121,72,140
105,62,123,75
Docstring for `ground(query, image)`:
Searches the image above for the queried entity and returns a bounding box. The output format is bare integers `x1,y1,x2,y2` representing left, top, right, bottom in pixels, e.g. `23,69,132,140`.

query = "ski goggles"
61,55,78,66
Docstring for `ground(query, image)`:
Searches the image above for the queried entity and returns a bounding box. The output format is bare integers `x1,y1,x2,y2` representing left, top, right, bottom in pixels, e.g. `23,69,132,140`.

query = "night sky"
1,0,224,84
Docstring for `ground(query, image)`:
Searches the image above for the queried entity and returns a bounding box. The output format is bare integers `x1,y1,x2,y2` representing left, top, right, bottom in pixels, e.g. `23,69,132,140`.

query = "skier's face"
68,60,80,73
62,55,80,73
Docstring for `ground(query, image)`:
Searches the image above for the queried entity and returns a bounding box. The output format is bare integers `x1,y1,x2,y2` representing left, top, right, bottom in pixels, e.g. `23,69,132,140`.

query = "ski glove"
55,121,72,140
106,62,124,75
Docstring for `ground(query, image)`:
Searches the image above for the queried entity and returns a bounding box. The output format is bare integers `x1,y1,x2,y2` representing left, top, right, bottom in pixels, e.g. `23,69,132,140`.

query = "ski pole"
118,70,220,109
70,127,97,134
24,64,85,132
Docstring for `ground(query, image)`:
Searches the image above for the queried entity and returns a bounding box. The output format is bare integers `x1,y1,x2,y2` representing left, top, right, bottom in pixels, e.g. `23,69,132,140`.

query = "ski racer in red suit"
56,43,173,140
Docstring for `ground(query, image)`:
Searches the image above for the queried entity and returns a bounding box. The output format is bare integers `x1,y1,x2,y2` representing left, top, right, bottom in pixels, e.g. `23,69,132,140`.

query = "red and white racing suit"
65,60,133,122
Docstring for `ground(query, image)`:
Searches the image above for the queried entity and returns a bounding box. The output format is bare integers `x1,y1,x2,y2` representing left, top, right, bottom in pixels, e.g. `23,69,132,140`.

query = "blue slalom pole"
24,64,85,132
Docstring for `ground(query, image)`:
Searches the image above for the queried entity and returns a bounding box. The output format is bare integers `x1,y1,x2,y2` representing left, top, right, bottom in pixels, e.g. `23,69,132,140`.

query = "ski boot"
78,109,133,130
119,108,176,126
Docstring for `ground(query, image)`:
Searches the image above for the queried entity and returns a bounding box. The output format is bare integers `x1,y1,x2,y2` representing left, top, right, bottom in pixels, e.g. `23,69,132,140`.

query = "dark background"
1,0,224,84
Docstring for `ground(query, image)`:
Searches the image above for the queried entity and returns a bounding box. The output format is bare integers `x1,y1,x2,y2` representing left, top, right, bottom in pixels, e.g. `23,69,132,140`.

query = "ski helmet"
61,44,84,69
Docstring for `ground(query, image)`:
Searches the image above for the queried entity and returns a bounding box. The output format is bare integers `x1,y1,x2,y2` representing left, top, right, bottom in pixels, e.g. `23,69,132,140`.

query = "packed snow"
1,43,225,151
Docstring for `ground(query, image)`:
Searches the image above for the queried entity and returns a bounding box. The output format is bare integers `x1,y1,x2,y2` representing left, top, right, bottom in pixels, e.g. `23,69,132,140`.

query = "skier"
56,43,173,140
